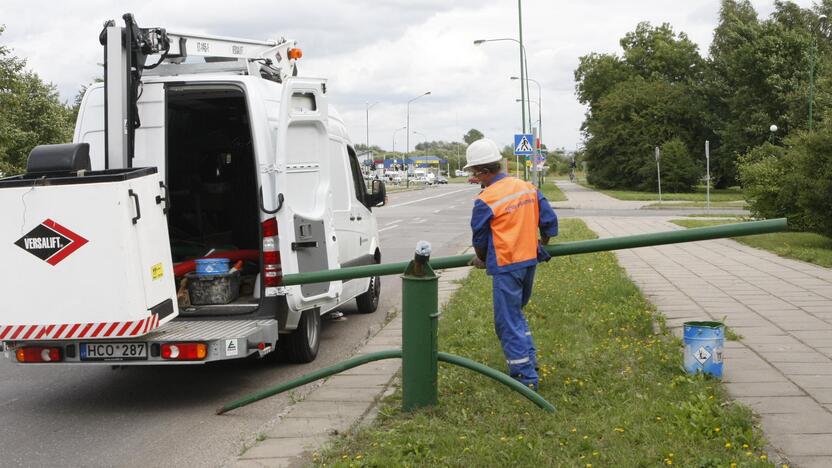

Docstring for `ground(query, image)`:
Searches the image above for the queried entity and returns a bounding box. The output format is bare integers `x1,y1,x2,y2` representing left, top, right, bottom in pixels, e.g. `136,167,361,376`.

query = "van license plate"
80,343,147,361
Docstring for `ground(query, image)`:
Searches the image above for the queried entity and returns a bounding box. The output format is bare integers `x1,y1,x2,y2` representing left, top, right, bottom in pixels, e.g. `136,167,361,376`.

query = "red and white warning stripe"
0,313,161,341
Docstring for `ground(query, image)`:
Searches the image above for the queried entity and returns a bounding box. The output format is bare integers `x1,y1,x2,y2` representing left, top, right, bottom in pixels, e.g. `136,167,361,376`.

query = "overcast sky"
0,0,813,152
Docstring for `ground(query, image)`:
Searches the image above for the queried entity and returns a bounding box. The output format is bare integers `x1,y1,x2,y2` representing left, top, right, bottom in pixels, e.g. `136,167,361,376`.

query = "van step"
144,319,277,341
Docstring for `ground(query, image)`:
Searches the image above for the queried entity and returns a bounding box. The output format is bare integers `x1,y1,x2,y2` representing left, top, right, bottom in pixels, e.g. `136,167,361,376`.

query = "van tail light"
161,343,207,360
262,218,283,287
16,346,62,363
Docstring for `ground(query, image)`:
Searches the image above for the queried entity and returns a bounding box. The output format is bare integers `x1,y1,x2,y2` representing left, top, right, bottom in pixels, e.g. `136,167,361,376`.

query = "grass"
582,183,745,203
671,219,832,268
315,219,772,467
540,179,567,202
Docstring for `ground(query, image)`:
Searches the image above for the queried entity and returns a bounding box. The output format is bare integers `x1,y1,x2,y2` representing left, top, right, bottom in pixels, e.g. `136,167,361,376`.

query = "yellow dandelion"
760,455,768,461
614,427,625,433
742,444,748,449
714,427,721,433
571,428,577,433
725,442,732,449
730,463,737,468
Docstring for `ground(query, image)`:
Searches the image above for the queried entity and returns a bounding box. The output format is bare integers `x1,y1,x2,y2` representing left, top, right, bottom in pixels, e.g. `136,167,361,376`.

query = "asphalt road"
0,183,482,467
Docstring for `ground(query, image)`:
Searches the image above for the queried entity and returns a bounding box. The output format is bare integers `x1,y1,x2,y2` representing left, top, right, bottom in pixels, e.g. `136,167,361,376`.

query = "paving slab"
233,263,472,466
562,184,832,468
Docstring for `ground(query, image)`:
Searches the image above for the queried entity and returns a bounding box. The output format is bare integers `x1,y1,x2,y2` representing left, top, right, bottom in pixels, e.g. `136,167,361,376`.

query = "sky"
0,0,814,153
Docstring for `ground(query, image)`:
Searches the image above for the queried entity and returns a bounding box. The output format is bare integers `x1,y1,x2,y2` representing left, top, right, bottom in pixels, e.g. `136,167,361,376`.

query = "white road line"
432,210,441,214
378,224,399,232
385,219,403,226
413,218,426,224
386,187,474,208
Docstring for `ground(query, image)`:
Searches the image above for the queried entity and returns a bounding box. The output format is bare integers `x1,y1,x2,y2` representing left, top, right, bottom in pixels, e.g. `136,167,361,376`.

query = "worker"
466,138,558,390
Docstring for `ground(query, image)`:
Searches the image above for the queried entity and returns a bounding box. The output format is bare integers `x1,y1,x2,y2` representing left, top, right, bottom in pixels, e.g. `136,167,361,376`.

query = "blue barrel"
683,321,724,378
195,258,230,275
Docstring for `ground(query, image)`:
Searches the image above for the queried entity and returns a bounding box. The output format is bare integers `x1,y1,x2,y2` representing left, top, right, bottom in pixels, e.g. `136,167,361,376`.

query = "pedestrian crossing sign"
514,134,534,156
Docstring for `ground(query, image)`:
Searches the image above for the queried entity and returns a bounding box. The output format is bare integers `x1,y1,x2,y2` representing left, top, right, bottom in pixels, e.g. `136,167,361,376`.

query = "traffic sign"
514,134,534,156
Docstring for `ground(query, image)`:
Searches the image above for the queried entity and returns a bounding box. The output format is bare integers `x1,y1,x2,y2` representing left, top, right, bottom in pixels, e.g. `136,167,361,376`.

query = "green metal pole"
216,349,402,414
401,253,439,410
439,352,554,412
279,219,787,286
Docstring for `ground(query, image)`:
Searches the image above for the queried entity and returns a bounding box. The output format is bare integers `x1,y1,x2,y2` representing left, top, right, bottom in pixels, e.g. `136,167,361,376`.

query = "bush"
637,137,700,192
739,131,832,236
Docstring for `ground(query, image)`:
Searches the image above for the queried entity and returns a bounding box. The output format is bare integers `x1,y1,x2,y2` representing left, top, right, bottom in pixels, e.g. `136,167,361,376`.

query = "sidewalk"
557,181,832,468
232,264,472,467
550,180,652,210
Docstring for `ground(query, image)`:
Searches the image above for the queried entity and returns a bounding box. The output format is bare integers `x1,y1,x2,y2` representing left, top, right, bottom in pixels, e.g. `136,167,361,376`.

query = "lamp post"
474,38,531,135
511,76,541,149
392,126,406,174
366,101,379,151
406,91,431,188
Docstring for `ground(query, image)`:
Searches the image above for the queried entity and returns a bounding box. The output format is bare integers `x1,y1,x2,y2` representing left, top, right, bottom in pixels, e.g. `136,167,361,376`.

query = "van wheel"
356,276,380,314
283,309,321,363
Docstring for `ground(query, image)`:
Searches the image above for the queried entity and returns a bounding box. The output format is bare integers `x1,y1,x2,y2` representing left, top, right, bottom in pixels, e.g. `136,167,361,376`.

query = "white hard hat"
464,138,502,169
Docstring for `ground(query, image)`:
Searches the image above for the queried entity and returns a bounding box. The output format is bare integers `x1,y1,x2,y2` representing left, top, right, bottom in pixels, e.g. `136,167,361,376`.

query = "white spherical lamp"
769,124,778,133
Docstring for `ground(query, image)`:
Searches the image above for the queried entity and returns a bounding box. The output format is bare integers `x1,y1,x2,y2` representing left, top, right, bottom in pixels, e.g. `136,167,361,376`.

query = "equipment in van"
0,13,386,366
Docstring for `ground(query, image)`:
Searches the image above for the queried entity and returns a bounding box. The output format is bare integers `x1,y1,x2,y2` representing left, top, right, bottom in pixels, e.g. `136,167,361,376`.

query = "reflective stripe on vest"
477,177,540,267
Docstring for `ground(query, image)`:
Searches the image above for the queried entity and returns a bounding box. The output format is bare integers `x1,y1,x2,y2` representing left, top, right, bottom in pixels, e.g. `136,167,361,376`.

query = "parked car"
455,170,469,177
468,176,480,184
436,176,448,184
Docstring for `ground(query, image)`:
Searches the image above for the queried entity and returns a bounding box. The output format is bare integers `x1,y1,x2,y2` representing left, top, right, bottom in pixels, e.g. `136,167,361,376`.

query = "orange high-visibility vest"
476,177,540,267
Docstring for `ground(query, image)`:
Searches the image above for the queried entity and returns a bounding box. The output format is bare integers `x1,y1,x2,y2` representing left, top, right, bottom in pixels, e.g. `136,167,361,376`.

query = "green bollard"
401,243,439,411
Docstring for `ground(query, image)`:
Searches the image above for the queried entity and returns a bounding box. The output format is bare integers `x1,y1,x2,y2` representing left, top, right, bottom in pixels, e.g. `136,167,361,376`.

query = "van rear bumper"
2,319,278,365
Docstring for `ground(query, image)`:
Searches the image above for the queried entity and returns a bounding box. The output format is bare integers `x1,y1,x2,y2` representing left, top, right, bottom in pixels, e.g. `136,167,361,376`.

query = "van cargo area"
166,86,262,316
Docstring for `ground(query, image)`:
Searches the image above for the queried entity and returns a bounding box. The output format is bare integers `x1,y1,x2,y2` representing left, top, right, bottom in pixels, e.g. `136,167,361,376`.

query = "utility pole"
517,0,527,136
705,140,710,211
655,146,662,204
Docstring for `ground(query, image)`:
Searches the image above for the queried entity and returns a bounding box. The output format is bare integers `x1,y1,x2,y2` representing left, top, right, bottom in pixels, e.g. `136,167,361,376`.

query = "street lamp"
406,91,431,187
511,76,541,145
809,14,828,130
365,101,379,151
474,38,531,136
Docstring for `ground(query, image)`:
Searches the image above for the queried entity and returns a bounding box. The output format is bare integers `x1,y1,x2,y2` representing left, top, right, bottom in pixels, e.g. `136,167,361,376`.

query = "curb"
230,258,473,467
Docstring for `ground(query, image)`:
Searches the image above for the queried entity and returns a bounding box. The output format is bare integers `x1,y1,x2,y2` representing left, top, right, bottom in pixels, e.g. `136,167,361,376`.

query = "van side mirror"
367,179,386,207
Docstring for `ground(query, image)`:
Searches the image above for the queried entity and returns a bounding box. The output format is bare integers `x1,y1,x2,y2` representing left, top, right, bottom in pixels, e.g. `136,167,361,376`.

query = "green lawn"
582,184,745,203
541,180,567,202
671,219,832,268
315,219,772,467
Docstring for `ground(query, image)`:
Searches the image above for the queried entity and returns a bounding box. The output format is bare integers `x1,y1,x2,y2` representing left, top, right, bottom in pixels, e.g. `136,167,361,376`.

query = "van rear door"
273,78,342,310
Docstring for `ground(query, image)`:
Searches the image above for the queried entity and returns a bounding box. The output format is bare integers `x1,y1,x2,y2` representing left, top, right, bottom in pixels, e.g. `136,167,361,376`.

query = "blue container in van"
683,321,724,378
195,258,230,275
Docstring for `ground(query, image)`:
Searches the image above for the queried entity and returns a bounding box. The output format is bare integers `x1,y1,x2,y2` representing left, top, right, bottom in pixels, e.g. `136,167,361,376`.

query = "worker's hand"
468,256,486,269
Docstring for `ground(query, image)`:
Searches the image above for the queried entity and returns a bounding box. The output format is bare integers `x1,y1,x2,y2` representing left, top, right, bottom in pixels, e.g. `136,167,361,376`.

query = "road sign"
514,134,534,156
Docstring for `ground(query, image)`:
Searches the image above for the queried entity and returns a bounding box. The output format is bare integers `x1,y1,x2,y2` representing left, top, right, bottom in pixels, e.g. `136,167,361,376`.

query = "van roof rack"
142,30,300,82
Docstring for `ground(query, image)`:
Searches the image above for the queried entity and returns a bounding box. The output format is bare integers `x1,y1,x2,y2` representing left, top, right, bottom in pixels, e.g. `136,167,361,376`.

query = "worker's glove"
468,256,486,269
537,243,552,262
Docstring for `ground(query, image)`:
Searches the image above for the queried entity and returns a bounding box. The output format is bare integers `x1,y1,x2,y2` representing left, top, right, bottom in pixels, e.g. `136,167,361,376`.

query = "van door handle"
356,216,362,221
155,181,169,214
129,189,141,224
292,241,318,250
350,215,356,221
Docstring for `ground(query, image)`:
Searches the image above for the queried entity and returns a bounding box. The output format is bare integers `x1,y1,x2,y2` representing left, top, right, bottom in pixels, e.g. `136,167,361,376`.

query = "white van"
0,15,385,365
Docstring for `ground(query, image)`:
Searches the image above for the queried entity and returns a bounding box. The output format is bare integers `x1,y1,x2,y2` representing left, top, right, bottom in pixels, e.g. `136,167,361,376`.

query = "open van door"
273,78,342,311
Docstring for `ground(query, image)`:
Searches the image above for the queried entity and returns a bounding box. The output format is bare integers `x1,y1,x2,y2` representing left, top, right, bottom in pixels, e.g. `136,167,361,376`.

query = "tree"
576,22,707,189
583,77,705,189
640,138,700,192
0,28,73,175
463,128,484,145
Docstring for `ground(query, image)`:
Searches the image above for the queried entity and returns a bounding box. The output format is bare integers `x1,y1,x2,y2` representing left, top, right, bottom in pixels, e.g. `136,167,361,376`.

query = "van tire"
283,309,321,363
356,276,380,314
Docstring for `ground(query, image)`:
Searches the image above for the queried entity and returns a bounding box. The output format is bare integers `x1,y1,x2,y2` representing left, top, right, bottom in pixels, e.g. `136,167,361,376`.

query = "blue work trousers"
492,266,538,387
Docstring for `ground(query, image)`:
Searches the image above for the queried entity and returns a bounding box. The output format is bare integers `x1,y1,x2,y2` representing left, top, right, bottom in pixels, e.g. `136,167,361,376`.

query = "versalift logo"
14,219,88,266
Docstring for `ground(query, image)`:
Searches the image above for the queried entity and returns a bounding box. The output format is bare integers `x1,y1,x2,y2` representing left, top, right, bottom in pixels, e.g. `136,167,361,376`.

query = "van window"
347,147,366,205
330,141,351,211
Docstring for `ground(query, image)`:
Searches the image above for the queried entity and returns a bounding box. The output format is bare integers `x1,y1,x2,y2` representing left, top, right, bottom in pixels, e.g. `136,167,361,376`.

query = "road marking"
379,224,399,232
385,219,403,226
386,187,474,208
433,210,441,214
413,218,426,224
